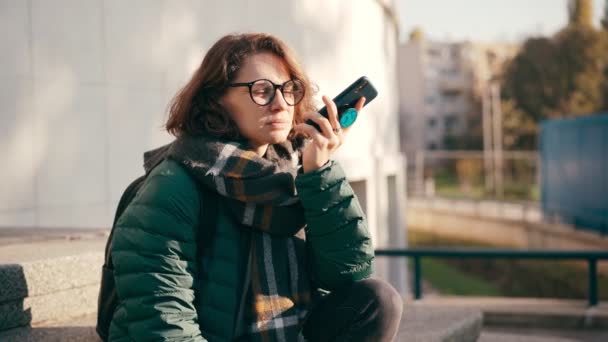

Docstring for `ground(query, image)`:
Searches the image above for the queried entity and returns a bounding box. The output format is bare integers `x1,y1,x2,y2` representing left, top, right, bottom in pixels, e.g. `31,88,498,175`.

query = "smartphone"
306,76,378,132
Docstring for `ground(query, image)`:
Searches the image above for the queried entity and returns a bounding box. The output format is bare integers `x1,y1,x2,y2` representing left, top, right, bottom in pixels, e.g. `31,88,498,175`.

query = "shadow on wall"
2,0,395,228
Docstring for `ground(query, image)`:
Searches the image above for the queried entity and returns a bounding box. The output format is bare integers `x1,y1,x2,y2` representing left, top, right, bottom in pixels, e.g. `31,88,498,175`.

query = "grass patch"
432,171,539,201
416,258,503,296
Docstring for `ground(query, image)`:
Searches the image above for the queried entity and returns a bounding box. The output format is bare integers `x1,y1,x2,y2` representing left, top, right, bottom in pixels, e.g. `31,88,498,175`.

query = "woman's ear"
215,96,232,121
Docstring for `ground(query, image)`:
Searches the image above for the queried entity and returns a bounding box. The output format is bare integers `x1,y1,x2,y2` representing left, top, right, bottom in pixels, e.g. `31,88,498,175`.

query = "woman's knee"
354,278,404,318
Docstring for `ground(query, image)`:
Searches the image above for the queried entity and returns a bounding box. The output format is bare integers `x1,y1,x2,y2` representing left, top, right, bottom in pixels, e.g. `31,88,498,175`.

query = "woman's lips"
267,120,290,129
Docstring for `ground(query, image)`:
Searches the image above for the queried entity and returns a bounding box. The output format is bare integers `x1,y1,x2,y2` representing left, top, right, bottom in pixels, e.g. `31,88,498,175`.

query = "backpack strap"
97,174,147,341
104,175,147,269
106,174,219,267
195,185,219,260
97,167,219,341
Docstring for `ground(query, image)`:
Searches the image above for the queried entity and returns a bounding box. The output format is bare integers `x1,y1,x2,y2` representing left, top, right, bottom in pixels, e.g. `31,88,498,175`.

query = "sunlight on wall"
1,0,401,230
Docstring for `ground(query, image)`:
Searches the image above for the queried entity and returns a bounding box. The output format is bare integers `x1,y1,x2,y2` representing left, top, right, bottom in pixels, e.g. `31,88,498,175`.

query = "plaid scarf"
144,134,312,341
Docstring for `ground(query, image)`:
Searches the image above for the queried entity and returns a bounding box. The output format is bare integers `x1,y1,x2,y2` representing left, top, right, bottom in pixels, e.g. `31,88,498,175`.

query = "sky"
396,0,606,43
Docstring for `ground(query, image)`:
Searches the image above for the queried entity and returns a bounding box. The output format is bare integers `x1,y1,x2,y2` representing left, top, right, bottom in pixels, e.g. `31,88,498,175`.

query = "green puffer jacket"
108,158,374,341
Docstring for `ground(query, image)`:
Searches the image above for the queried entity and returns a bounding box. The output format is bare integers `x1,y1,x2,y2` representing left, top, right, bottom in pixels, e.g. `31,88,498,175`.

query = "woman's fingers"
295,123,326,144
302,110,335,140
354,96,366,111
322,95,341,132
319,96,343,147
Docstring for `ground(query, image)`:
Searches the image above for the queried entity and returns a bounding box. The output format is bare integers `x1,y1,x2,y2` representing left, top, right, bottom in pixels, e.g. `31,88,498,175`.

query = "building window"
428,48,441,58
440,68,459,77
444,114,459,133
451,46,461,60
427,118,437,128
442,89,461,98
427,142,438,150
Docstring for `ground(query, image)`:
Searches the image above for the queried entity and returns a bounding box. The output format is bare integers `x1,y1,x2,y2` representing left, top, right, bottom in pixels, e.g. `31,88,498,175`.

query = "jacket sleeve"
110,162,207,341
294,160,374,291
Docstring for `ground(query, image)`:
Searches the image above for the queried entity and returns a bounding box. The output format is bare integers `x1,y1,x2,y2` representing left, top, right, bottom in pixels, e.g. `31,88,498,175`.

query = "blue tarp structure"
540,113,608,235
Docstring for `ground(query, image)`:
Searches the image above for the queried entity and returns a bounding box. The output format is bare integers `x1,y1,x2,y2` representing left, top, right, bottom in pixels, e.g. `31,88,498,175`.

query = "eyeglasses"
227,79,305,106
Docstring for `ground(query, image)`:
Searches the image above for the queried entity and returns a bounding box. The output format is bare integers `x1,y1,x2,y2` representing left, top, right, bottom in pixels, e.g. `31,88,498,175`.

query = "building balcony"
439,74,468,93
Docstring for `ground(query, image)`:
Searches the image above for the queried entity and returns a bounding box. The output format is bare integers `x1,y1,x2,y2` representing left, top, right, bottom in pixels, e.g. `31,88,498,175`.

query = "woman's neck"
252,143,268,157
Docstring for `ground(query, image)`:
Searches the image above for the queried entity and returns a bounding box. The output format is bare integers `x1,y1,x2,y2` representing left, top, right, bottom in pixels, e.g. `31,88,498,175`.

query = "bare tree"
602,0,608,30
568,0,593,28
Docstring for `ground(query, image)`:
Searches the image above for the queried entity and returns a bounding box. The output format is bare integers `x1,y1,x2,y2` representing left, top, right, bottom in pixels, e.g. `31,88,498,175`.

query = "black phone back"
319,76,378,117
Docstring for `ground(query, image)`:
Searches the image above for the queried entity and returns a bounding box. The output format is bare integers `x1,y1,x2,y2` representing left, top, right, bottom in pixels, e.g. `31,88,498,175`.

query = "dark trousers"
302,278,403,342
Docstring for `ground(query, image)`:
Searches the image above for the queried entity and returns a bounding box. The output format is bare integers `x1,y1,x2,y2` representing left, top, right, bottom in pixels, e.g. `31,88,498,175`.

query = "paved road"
480,327,608,342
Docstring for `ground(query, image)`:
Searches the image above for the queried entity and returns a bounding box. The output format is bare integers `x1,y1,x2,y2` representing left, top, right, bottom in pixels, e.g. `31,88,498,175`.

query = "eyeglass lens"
250,80,304,106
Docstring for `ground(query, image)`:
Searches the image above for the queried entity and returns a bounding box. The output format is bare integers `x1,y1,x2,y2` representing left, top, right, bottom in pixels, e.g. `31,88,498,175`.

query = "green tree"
554,27,608,115
445,0,608,151
501,99,537,150
502,37,564,121
502,26,608,149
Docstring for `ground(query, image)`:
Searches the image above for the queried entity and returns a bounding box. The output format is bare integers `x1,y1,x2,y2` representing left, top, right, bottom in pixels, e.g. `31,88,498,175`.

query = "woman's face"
220,52,295,152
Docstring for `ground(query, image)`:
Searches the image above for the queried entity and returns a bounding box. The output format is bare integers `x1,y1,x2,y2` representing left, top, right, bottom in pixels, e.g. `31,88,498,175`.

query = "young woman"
108,33,403,342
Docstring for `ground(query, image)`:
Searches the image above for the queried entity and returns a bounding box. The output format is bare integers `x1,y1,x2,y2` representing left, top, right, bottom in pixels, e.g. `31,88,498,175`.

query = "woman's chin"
265,130,290,144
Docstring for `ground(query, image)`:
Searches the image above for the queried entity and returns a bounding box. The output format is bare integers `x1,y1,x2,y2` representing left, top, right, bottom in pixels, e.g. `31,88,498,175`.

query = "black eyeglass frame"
227,78,305,106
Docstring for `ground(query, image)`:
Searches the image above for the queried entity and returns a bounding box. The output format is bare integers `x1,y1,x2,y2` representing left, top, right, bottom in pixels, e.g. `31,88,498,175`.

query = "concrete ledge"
406,198,608,251
0,251,103,302
0,238,106,332
397,304,483,341
0,228,108,247
418,296,608,330
0,284,99,331
0,304,483,342
0,313,101,342
0,239,106,264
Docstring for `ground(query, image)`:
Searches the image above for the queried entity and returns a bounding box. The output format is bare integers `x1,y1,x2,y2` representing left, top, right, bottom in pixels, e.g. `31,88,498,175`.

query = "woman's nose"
269,88,289,111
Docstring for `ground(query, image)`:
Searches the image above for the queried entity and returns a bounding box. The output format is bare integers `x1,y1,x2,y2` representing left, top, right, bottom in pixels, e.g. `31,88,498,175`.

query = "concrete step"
0,284,99,331
0,305,483,342
0,228,108,247
419,296,608,330
0,247,104,302
480,327,608,342
0,238,106,332
397,304,482,341
0,313,101,342
0,232,484,341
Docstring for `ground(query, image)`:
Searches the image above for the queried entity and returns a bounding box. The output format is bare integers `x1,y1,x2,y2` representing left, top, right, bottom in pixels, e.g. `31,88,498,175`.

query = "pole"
491,82,504,199
482,85,493,194
589,258,598,307
415,150,425,196
413,257,422,300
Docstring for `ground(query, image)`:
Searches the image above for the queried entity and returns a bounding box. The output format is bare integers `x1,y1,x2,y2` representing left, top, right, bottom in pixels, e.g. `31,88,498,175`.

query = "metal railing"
375,248,608,307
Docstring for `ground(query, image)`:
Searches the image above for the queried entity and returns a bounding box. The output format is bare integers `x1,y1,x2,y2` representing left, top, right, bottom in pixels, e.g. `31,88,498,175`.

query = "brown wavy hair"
165,33,316,140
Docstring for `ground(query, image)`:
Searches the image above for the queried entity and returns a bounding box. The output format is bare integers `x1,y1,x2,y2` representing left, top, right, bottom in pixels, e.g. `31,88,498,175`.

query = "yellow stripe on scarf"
254,294,296,320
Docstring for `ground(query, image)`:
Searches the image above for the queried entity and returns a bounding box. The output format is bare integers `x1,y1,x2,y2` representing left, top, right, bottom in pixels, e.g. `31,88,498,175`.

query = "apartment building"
398,33,518,160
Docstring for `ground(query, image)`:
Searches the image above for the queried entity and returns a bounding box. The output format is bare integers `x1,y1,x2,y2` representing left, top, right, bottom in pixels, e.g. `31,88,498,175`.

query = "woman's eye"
254,88,272,95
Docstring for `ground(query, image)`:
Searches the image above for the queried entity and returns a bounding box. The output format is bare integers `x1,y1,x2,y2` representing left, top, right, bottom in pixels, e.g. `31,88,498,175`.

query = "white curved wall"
1,0,403,243
1,0,407,294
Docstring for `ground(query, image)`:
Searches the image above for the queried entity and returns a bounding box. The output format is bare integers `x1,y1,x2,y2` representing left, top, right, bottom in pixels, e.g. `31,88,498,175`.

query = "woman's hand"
294,95,366,173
